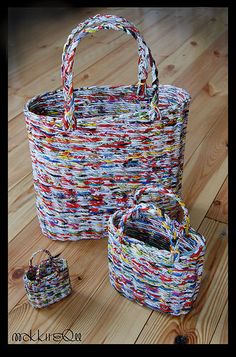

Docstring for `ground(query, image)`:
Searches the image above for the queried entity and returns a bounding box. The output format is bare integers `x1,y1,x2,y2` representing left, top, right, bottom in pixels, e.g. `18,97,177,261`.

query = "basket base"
28,286,72,309
108,274,194,316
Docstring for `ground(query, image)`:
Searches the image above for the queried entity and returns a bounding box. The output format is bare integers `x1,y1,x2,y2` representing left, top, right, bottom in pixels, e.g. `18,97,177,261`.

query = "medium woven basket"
24,14,191,241
23,249,72,308
108,185,206,315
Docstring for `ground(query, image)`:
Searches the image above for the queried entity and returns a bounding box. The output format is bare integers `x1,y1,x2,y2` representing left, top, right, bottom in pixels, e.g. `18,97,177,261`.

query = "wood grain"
206,177,228,223
8,7,228,344
8,113,28,153
8,7,152,65
172,31,228,99
210,302,228,344
8,141,32,191
187,158,227,230
8,173,36,241
10,11,226,98
184,65,227,164
8,93,29,121
8,8,157,93
182,113,228,209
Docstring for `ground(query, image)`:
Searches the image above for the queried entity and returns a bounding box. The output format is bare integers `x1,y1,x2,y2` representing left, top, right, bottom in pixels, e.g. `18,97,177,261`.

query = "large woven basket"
23,249,72,308
108,185,206,315
24,14,191,241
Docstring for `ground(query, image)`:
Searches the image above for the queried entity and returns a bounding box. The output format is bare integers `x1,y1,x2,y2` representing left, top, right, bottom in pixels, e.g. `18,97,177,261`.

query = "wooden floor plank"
187,158,227,230
182,113,228,209
8,7,153,64
182,104,228,229
8,113,28,153
158,24,227,88
184,64,227,164
171,31,227,100
206,177,228,224
210,302,228,344
8,93,29,121
9,7,213,86
8,141,32,191
8,8,158,91
135,218,228,344
59,276,151,345
8,173,36,241
8,7,102,72
10,11,225,98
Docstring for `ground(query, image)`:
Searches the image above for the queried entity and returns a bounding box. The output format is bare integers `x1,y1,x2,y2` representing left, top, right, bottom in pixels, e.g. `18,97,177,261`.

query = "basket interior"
27,85,190,120
26,259,61,280
113,203,198,255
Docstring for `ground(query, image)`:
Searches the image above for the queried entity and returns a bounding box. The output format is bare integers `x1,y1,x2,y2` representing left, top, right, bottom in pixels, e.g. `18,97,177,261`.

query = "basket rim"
23,257,67,283
108,212,205,260
24,84,191,132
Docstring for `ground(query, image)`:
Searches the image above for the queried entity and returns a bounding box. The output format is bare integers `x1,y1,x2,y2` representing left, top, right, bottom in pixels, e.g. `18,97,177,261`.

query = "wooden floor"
8,7,228,344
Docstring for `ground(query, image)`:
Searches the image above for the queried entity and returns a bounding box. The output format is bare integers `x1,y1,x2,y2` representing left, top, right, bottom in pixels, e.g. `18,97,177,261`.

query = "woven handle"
133,185,190,235
29,249,59,278
119,204,178,253
61,14,160,130
29,249,52,267
116,185,191,258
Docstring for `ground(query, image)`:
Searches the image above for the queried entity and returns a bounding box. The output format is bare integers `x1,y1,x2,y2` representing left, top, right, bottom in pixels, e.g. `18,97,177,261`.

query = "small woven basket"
23,249,72,308
108,185,206,315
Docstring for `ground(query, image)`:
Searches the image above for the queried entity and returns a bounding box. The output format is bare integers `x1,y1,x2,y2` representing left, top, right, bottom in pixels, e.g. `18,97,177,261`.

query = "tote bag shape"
24,14,191,241
23,249,72,308
108,185,206,316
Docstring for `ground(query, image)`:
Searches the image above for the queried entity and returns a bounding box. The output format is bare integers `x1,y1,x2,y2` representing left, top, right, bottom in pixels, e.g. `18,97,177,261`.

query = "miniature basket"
23,249,72,308
108,185,206,315
24,14,191,241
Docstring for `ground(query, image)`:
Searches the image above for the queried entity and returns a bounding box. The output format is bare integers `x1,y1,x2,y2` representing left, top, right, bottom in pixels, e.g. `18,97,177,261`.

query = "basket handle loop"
116,185,191,261
29,249,53,267
133,185,190,235
29,249,59,278
117,203,180,257
61,13,160,131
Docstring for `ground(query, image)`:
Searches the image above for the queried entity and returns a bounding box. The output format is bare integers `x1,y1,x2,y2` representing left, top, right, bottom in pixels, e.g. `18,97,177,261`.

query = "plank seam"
8,215,38,245
209,300,228,344
8,170,32,193
184,103,227,168
133,311,154,344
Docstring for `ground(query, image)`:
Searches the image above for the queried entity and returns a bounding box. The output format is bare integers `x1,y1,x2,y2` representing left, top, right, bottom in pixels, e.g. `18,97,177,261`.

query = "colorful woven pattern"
24,14,191,241
23,249,72,308
108,185,206,315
